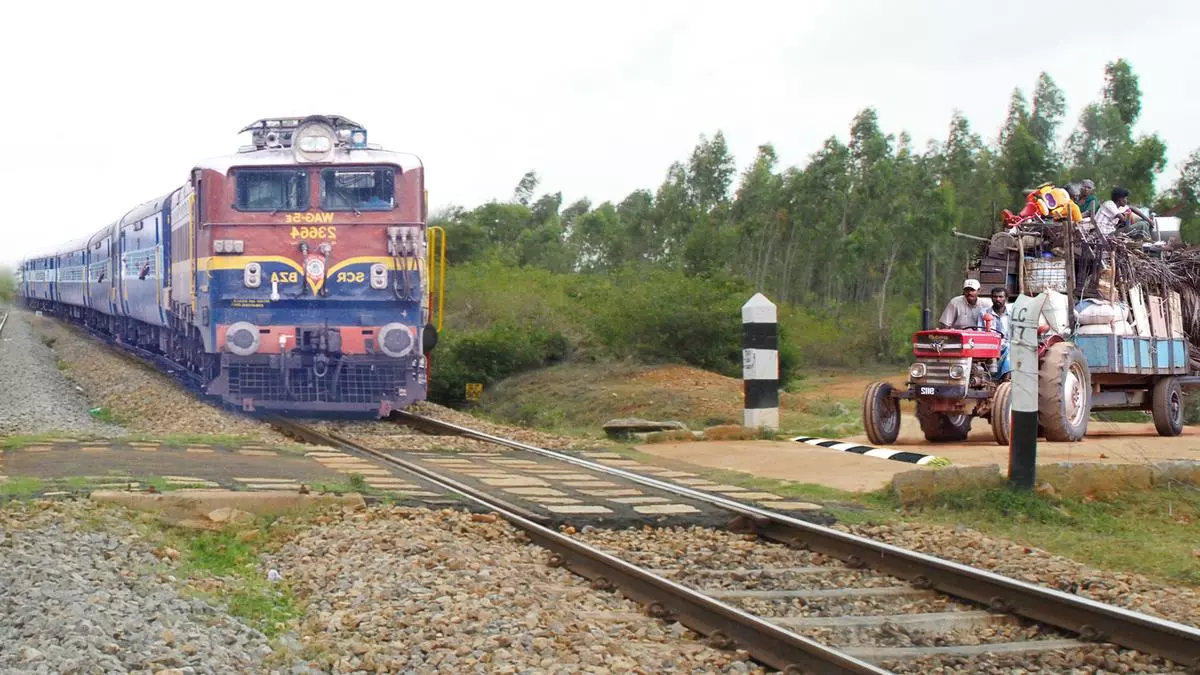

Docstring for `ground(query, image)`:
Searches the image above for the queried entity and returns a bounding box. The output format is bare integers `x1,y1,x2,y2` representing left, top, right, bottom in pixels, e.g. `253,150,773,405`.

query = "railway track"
269,412,1200,673
18,310,1198,670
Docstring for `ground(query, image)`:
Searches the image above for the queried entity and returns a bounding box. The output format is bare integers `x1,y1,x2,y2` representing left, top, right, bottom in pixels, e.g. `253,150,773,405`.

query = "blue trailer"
1074,332,1195,436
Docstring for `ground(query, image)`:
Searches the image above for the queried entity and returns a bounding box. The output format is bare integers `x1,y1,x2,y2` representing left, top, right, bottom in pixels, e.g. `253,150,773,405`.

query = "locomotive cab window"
234,169,309,211
320,168,395,211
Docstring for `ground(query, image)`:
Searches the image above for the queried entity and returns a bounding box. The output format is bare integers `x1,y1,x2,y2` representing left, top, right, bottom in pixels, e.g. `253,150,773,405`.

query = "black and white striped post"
1008,293,1046,490
742,293,779,431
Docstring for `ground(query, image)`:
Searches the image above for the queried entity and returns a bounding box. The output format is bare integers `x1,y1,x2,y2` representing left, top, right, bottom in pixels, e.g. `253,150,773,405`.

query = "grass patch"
153,434,270,448
0,477,45,498
305,476,373,495
133,517,303,638
345,473,368,493
881,485,1200,586
1,432,81,449
179,528,302,636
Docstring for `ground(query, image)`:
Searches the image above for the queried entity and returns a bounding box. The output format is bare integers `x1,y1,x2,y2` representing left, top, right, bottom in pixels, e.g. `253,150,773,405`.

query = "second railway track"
267,412,1200,674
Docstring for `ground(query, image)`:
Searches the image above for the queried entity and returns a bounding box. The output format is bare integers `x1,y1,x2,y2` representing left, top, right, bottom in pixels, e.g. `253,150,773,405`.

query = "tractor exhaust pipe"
922,250,933,331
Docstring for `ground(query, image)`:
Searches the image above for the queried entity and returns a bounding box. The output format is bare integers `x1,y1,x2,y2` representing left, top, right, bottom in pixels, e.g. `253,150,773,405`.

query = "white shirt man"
938,279,992,330
1094,200,1129,235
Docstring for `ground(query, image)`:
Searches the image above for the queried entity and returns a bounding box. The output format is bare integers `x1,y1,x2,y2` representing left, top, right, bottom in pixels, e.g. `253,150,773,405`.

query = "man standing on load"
939,279,990,329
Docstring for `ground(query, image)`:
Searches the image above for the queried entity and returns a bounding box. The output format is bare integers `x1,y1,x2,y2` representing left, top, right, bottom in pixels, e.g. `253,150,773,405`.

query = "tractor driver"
979,287,1012,379
938,279,990,329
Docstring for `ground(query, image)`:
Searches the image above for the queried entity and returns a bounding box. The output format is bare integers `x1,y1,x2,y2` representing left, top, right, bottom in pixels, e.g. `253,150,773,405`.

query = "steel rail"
266,415,888,675
392,410,1200,669
0,311,8,336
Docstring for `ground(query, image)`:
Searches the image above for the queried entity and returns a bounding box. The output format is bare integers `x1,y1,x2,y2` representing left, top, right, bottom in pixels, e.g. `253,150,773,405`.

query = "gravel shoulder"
0,499,277,674
0,310,124,438
27,312,288,444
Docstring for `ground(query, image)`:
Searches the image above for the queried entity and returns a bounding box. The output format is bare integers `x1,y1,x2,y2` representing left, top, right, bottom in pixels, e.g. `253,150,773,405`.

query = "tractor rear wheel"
863,381,901,445
915,400,972,443
1151,376,1184,437
1038,342,1091,442
991,381,1012,446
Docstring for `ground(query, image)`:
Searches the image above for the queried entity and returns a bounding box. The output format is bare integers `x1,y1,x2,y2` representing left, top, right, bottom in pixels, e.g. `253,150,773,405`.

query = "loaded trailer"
864,217,1199,446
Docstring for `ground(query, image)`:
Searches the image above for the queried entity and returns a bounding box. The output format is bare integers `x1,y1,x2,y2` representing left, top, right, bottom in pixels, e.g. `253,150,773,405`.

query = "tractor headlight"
948,364,966,379
909,363,927,379
370,263,387,289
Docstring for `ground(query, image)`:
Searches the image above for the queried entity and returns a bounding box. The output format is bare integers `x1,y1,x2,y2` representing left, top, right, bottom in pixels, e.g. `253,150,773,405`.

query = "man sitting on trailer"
1095,186,1153,239
939,279,990,330
979,287,1012,379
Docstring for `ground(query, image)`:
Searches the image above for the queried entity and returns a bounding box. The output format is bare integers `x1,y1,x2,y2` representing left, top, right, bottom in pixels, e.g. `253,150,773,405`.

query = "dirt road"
638,415,1200,493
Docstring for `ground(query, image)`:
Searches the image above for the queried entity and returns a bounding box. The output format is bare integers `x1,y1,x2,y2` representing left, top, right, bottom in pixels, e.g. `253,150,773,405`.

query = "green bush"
429,323,569,407
579,266,752,376
430,261,926,406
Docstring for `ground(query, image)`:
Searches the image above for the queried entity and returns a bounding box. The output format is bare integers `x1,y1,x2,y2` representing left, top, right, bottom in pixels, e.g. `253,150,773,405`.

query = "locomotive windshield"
234,168,309,211
320,167,395,211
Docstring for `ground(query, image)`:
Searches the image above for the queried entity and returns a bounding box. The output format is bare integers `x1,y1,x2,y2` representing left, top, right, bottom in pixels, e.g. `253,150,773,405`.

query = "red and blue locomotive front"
192,120,430,415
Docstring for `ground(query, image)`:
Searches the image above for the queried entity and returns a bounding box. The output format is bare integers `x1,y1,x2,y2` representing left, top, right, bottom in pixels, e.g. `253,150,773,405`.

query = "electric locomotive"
15,115,441,417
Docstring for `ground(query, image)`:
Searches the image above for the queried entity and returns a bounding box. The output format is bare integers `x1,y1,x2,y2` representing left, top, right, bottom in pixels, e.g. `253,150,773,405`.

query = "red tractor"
862,326,1091,446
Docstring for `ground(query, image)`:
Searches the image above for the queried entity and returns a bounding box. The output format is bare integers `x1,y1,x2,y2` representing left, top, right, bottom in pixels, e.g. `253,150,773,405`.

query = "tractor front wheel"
863,381,901,445
991,381,1012,446
916,400,972,443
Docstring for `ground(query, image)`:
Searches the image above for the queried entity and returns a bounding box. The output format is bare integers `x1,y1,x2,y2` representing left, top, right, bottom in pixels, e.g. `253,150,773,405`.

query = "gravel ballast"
28,312,288,443
262,505,764,673
574,525,1184,673
0,500,276,674
0,310,124,437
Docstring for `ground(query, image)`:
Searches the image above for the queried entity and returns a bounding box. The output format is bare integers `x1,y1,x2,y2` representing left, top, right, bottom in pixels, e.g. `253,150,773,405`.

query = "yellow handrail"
426,225,446,332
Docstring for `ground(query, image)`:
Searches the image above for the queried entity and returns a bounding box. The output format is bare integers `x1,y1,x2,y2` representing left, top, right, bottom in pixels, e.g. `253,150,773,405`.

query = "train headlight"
378,322,414,357
948,364,966,379
293,118,337,162
370,263,387,289
225,321,260,356
298,136,331,153
244,262,261,288
909,363,926,379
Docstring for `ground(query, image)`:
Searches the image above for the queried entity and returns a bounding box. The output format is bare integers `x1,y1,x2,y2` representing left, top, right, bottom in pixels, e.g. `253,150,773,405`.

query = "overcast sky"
3,0,1197,266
